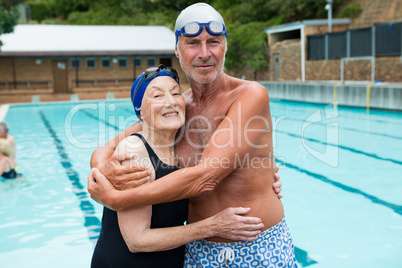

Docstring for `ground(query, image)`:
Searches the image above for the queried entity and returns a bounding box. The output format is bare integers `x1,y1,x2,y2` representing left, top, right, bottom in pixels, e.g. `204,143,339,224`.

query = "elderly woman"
90,65,263,268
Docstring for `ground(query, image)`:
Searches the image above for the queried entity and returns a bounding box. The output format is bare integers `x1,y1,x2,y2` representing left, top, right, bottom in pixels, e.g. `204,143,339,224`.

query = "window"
86,57,96,68
133,57,142,67
160,57,172,67
101,57,111,68
118,57,127,68
71,58,80,69
147,57,156,66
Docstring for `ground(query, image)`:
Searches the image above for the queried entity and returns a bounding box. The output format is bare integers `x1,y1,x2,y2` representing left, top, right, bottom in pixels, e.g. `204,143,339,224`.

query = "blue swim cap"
131,65,180,120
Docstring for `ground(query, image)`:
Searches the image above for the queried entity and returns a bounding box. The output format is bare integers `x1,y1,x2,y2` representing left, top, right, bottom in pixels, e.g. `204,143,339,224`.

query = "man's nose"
198,41,209,61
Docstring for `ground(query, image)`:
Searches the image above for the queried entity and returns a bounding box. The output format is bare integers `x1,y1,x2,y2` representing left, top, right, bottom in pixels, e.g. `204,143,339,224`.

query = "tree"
0,0,24,47
225,22,270,79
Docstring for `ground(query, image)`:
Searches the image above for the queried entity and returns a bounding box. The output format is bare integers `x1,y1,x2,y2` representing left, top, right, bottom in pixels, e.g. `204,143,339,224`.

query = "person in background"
0,122,17,179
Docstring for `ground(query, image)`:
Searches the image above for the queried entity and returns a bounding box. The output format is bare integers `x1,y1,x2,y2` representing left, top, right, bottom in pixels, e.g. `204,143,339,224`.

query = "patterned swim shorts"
184,216,298,268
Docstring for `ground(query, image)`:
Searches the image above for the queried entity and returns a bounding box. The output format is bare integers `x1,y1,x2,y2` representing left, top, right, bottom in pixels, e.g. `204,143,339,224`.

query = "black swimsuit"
2,168,17,179
91,133,188,268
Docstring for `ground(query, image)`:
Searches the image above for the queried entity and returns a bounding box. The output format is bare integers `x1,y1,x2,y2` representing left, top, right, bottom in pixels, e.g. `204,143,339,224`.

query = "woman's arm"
118,206,263,253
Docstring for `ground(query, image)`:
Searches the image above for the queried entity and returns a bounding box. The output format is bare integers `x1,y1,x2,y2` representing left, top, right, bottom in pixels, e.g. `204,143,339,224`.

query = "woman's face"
140,76,185,131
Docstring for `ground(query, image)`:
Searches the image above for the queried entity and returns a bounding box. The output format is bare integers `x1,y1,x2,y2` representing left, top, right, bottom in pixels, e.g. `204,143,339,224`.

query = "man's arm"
88,83,275,211
90,121,151,190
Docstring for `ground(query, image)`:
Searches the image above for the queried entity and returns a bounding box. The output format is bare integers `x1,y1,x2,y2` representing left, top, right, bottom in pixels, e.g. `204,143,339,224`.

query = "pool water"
0,100,401,268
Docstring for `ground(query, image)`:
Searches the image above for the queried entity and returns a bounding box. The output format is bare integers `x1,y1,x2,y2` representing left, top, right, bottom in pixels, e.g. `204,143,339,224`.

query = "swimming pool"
0,99,401,267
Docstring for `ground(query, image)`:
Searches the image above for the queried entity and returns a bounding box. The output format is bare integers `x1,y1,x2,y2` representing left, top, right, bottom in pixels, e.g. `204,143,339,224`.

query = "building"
0,25,186,103
266,0,402,83
266,19,351,82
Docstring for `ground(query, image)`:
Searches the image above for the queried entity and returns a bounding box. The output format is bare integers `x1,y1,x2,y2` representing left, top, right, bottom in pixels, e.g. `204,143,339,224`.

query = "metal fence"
307,21,402,60
350,27,372,57
375,22,402,56
0,80,51,90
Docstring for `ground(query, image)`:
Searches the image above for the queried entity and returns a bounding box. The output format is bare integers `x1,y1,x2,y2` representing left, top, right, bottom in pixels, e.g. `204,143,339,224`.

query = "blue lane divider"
39,111,101,241
295,247,318,267
276,130,402,166
120,107,135,114
282,116,402,141
80,110,122,131
270,101,402,125
276,158,402,216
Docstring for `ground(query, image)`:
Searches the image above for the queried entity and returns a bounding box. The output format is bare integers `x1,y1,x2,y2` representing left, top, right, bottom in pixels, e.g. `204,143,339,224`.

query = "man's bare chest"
175,107,226,167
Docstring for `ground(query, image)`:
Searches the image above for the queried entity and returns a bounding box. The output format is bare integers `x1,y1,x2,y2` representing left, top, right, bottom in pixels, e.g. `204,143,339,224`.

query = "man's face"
0,128,6,138
175,28,227,85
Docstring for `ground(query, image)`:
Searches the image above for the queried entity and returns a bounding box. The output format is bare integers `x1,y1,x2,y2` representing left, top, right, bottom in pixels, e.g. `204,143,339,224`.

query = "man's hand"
99,153,151,190
273,164,283,199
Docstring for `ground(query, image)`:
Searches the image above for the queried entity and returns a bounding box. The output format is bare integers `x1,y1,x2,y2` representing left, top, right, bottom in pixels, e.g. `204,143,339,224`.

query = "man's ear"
175,45,180,58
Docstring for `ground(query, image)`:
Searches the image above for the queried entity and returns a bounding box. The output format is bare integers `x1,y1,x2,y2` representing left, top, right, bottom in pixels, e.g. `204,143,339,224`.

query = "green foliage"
25,0,48,22
1,0,25,10
338,3,362,18
225,22,269,72
231,0,276,24
68,0,127,25
44,0,91,19
0,0,22,46
268,0,343,22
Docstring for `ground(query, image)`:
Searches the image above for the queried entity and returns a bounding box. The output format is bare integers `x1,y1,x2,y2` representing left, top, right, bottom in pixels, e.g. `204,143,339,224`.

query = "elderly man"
88,3,297,267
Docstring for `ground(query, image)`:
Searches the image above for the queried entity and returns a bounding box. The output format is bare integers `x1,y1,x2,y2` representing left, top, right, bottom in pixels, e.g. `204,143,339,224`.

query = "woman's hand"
209,207,264,241
273,164,283,199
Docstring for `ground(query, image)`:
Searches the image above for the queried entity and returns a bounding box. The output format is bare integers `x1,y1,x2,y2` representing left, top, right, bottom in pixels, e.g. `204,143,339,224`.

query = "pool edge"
0,98,131,108
0,104,10,121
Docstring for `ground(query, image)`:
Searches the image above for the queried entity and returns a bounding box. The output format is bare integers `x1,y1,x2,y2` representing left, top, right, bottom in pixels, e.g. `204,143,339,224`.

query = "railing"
0,80,51,90
73,78,134,88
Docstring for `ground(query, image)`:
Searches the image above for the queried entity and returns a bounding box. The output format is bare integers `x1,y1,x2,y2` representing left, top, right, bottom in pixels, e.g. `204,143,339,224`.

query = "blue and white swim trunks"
184,216,298,268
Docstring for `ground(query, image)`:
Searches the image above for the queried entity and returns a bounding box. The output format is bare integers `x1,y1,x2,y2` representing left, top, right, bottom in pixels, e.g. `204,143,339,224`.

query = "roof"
265,18,351,34
0,25,176,57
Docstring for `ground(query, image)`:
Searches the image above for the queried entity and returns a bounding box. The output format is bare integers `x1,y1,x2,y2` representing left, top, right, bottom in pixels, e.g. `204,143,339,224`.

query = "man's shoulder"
229,77,269,103
228,76,266,91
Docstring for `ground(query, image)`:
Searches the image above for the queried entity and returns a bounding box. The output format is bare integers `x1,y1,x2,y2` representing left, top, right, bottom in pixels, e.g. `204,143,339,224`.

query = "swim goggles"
131,64,180,119
175,21,228,43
